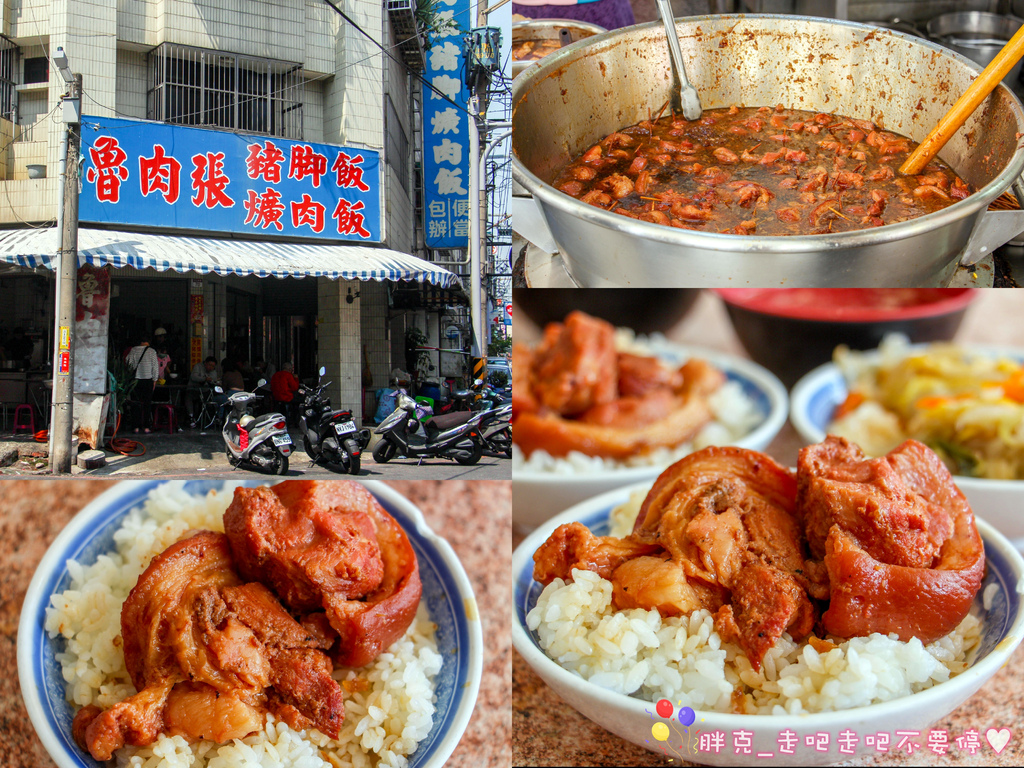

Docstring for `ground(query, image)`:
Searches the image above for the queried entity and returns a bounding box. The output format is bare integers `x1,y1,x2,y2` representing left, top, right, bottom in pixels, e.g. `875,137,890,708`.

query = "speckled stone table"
513,289,1024,766
0,479,511,768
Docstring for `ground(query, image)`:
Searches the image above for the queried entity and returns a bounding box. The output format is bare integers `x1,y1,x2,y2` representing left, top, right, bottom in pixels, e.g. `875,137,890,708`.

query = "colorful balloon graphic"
652,722,670,741
655,699,673,719
678,706,695,726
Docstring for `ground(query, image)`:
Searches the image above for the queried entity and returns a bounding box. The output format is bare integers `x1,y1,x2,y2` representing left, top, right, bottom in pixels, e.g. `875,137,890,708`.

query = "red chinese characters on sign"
191,152,235,209
84,124,378,240
332,152,371,192
139,144,182,204
190,294,204,323
245,141,285,183
288,145,328,188
291,194,326,234
243,188,285,231
86,136,129,203
332,199,370,239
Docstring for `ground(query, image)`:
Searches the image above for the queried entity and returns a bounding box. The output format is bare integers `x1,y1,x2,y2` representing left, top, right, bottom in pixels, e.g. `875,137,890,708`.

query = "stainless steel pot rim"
512,19,608,35
512,14,1024,255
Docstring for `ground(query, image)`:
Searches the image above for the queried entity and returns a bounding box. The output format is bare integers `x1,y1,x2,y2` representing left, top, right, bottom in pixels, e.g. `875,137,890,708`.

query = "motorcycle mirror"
319,366,326,376
257,378,267,388
474,378,484,386
214,386,223,394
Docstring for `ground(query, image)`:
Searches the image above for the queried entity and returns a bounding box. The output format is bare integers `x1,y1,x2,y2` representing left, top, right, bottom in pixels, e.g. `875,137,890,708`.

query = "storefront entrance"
109,276,190,376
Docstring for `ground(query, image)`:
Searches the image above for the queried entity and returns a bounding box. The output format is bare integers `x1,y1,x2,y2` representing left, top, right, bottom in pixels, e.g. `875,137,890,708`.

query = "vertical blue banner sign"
421,0,471,248
79,116,383,243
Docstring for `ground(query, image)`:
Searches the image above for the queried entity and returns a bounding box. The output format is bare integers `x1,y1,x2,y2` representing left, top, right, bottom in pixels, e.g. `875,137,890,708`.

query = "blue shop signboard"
421,0,471,249
79,116,382,243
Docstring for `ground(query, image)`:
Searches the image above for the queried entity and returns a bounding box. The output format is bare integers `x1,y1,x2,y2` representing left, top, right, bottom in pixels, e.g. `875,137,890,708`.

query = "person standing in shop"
126,337,160,433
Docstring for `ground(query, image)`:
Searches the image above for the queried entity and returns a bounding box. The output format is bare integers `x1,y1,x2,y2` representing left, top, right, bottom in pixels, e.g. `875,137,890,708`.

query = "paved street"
0,429,510,479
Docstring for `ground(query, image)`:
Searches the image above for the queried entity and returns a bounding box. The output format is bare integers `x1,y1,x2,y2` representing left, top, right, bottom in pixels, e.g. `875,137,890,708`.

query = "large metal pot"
512,20,607,78
512,15,1024,287
927,12,1024,88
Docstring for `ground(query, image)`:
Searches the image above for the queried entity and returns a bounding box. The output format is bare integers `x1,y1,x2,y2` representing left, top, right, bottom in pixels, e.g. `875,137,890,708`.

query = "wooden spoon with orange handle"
900,24,1024,176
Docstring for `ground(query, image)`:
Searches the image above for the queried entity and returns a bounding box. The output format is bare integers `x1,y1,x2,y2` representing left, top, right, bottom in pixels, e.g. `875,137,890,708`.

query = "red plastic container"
716,289,978,387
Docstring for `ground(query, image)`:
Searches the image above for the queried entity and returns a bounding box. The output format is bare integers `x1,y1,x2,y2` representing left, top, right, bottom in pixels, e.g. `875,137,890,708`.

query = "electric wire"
1,101,64,228
75,23,436,132
320,0,477,118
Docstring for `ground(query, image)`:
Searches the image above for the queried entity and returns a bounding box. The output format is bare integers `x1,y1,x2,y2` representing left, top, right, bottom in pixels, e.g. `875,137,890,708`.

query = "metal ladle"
656,0,702,120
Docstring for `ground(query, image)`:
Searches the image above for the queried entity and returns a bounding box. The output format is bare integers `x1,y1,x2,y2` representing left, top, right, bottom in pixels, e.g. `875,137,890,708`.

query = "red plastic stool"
152,404,177,433
12,403,35,435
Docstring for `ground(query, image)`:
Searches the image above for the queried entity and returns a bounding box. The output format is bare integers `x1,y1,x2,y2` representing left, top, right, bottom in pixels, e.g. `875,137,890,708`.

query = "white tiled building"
0,0,464,433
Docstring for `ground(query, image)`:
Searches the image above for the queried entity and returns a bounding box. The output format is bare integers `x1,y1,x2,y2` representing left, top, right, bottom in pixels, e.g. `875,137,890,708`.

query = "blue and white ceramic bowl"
512,483,1024,767
18,480,482,768
513,344,788,530
791,348,1024,545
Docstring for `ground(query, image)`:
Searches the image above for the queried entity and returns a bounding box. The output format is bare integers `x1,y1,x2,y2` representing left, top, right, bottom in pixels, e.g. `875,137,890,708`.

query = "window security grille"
384,95,409,193
147,43,303,139
0,39,15,121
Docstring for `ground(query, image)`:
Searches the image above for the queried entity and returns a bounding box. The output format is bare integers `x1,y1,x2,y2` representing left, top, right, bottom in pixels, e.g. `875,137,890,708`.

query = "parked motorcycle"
438,379,506,415
298,366,370,475
372,391,485,465
219,381,292,475
478,401,512,458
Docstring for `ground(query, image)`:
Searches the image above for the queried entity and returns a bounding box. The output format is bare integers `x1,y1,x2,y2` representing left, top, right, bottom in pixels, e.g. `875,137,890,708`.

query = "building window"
384,95,409,193
147,43,303,139
23,56,46,85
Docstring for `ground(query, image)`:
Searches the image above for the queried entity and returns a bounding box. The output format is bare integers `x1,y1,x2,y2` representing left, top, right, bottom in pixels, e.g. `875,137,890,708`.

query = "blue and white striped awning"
0,227,461,287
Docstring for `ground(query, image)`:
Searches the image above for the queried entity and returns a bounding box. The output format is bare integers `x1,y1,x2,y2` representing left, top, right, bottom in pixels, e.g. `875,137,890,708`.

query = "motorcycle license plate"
335,422,357,435
272,434,293,446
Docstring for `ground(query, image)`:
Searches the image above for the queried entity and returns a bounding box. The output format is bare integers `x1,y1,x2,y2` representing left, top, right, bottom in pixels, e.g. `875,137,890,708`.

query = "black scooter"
372,391,485,465
298,366,370,475
478,401,512,458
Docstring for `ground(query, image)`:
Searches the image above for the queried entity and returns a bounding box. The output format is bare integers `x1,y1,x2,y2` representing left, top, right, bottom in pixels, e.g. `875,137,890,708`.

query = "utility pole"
464,15,501,387
467,103,484,364
50,50,81,474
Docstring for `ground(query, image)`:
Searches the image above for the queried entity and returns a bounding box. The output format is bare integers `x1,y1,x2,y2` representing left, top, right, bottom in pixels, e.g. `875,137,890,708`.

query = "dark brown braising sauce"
552,105,972,235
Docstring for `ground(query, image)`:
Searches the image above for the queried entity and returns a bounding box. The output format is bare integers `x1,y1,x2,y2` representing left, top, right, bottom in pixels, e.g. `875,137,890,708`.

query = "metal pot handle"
959,176,1024,266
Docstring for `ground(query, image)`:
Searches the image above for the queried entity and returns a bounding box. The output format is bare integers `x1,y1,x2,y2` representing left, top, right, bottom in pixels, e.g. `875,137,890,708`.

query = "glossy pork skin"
225,480,421,668
73,531,345,761
798,436,985,643
513,310,726,460
535,447,820,669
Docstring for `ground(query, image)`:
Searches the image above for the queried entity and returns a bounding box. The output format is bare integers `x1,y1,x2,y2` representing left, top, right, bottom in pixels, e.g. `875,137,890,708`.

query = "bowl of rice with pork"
19,479,481,768
512,310,787,530
512,439,1024,765
791,336,1024,543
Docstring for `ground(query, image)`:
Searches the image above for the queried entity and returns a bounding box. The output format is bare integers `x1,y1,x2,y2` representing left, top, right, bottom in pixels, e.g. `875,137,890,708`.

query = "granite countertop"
513,289,1024,766
0,479,511,768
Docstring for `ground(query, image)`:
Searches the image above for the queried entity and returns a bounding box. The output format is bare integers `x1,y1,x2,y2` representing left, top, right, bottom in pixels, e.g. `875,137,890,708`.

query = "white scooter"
218,380,293,474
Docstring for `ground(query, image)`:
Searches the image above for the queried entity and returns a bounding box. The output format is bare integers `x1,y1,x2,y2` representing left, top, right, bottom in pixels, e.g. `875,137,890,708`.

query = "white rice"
528,569,981,716
527,493,983,716
513,330,763,474
44,482,442,768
